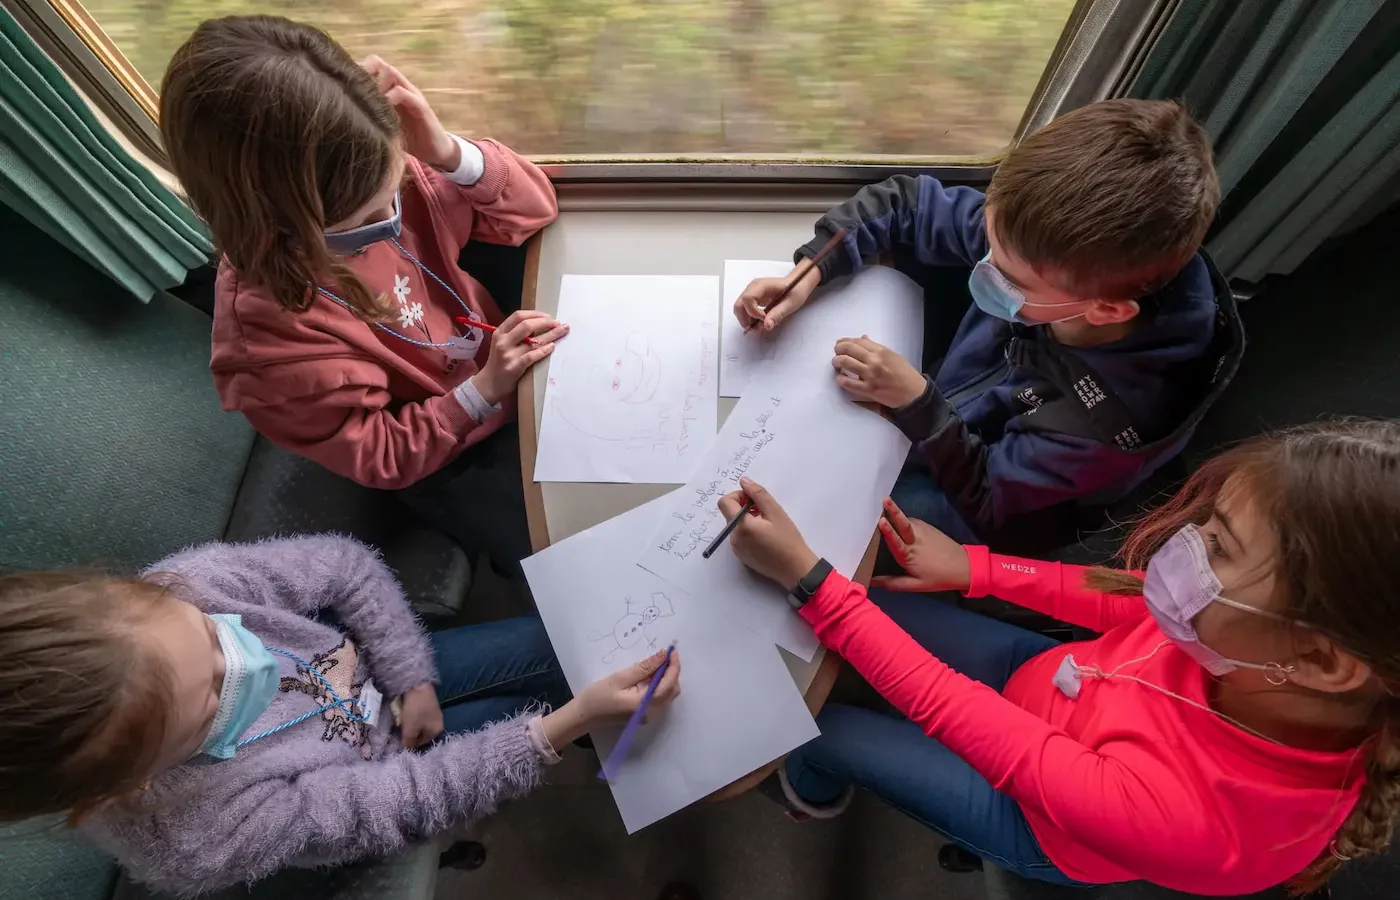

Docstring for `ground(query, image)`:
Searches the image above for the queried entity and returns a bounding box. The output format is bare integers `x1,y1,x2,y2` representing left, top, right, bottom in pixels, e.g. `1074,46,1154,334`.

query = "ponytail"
1291,703,1400,893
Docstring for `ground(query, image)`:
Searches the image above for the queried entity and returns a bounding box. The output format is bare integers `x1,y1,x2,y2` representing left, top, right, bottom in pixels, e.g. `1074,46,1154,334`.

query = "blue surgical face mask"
968,252,1086,325
199,614,281,760
324,190,402,256
1142,525,1299,681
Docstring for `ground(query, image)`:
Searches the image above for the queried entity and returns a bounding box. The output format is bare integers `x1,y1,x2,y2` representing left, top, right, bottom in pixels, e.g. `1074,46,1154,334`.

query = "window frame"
8,0,1177,189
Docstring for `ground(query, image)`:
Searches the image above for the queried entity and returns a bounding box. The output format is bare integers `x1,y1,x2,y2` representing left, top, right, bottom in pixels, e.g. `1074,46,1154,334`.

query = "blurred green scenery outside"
85,0,1077,158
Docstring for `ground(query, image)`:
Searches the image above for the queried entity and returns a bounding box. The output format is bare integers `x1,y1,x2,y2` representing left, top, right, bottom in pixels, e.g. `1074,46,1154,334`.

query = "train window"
74,0,1077,161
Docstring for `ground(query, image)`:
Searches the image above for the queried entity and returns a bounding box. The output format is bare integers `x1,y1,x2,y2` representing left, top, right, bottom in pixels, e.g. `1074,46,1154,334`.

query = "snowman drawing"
590,592,676,663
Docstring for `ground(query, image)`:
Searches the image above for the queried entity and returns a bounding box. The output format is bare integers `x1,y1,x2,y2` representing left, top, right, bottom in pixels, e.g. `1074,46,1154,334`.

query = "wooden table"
515,212,879,799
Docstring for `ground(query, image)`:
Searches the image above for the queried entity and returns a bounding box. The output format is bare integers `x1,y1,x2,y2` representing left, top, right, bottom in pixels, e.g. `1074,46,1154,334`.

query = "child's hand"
539,650,683,750
397,683,445,749
871,497,972,593
470,310,570,405
361,56,458,172
833,336,927,409
717,477,820,589
579,648,682,721
735,265,821,333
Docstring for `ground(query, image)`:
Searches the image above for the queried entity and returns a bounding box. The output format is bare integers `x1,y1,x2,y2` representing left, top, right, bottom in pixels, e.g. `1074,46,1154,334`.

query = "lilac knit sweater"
79,536,543,897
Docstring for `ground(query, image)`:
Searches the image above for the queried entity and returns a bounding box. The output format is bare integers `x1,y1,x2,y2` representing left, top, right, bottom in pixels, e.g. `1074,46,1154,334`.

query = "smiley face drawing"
549,332,667,443
605,333,662,404
589,592,676,663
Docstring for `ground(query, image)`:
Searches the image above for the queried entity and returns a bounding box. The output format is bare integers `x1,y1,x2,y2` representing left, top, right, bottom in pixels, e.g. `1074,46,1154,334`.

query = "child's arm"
156,535,435,699
893,386,1145,543
96,717,542,896
800,572,1224,887
234,361,503,491
416,142,558,248
962,545,1148,633
794,176,987,285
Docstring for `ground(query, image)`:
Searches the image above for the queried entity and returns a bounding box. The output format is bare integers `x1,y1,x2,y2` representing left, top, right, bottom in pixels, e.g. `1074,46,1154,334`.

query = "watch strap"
788,558,833,609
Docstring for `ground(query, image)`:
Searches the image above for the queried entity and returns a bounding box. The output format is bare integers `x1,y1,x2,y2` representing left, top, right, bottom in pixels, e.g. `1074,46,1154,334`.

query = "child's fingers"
654,653,681,702
764,298,799,331
876,517,909,559
735,296,763,331
518,343,556,368
835,373,868,398
871,574,924,592
500,309,553,327
383,85,427,118
834,338,875,363
833,355,869,379
883,498,918,545
717,490,745,519
531,323,570,345
502,311,553,344
614,647,669,688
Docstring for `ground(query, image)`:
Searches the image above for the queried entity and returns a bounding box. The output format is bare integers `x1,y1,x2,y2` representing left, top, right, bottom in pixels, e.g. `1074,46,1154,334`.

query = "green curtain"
1132,0,1400,283
0,8,210,303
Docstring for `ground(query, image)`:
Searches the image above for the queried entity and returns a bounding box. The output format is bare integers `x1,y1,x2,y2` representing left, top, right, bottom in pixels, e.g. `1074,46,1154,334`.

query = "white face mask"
1141,525,1301,681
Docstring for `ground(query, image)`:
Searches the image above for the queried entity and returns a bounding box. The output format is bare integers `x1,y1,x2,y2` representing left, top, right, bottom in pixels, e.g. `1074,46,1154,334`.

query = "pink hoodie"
210,140,557,489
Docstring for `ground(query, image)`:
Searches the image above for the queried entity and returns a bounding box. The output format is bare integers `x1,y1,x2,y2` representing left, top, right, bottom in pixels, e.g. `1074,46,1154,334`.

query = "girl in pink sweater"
716,420,1400,896
161,16,561,571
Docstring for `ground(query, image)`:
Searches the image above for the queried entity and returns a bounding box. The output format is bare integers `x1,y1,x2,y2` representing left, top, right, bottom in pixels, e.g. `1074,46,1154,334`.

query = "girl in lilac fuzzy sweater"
0,536,679,896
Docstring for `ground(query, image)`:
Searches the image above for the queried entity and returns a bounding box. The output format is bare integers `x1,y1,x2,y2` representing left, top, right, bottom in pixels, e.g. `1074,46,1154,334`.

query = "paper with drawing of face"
534,275,720,483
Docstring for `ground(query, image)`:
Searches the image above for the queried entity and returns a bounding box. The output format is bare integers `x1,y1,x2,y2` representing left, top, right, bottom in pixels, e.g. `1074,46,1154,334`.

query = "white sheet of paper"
719,264,925,397
521,494,819,833
720,259,792,397
534,275,720,483
636,372,915,659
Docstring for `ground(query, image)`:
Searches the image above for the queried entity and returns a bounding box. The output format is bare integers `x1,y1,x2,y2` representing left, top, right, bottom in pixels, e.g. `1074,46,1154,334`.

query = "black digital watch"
787,558,834,609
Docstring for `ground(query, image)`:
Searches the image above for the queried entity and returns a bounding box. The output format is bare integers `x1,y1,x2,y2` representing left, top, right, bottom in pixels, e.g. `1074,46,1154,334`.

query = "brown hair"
0,572,177,825
160,15,400,318
1084,420,1400,891
986,99,1219,300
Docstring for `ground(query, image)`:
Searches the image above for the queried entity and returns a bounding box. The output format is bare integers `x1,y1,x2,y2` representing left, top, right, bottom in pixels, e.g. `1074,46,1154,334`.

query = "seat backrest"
0,203,252,900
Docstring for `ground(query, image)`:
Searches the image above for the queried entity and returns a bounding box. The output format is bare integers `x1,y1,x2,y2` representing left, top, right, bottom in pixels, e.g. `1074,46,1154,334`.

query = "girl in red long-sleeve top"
160,16,563,572
717,420,1400,896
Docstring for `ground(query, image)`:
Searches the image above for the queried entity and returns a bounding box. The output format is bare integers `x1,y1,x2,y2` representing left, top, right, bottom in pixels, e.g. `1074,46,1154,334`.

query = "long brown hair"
1085,420,1400,890
987,99,1219,300
160,15,399,318
0,572,178,825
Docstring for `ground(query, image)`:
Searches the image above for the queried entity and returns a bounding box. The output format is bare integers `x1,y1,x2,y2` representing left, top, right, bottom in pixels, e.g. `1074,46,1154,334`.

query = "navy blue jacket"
796,175,1244,545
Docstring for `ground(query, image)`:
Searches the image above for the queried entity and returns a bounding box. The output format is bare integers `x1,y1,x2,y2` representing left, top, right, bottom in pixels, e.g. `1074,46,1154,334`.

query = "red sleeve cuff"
798,567,853,625
962,544,991,598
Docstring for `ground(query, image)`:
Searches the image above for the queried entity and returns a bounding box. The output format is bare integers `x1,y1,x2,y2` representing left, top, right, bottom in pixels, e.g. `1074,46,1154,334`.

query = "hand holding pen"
733,227,849,333
713,477,819,588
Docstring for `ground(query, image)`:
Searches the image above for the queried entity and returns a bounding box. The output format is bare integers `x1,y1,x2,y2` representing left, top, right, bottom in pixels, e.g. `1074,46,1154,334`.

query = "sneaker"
757,766,853,821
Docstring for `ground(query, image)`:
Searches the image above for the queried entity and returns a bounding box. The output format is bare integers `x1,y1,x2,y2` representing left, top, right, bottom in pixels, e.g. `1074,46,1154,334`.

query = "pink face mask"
1141,525,1298,682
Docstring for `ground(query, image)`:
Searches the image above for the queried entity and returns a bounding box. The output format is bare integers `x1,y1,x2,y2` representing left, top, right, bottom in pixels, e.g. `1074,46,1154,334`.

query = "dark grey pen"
702,498,756,559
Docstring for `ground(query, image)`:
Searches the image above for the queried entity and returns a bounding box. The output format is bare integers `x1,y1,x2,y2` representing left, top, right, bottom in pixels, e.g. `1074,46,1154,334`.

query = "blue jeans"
429,616,573,733
785,592,1081,885
889,470,980,544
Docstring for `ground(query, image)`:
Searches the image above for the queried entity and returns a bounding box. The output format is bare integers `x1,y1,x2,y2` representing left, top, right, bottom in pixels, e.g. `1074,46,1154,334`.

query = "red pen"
455,316,537,346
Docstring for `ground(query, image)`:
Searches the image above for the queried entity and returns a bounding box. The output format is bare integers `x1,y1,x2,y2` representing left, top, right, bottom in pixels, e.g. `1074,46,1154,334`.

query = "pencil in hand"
702,497,756,559
748,226,849,333
455,315,537,347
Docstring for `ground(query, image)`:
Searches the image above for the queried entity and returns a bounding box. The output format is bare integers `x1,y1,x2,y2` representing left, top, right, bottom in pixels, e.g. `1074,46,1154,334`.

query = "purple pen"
597,643,676,782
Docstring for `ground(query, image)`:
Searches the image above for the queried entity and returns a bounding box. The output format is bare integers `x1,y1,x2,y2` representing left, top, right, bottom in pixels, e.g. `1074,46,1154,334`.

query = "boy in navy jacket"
735,99,1244,549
